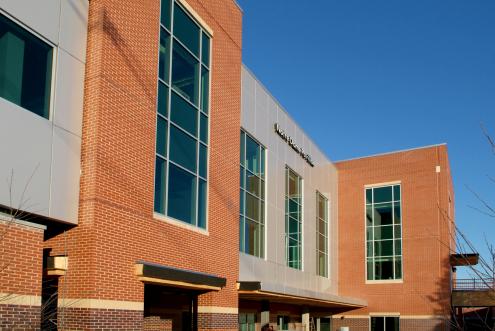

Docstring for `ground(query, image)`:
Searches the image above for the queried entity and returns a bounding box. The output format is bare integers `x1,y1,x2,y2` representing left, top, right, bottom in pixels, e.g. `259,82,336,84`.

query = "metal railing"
453,278,495,291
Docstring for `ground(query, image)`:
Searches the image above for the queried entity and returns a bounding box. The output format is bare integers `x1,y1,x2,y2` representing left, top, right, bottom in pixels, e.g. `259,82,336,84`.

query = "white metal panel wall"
240,66,339,296
0,0,89,224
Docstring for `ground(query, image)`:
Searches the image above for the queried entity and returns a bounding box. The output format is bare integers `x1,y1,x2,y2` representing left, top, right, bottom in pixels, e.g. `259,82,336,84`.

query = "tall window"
366,184,402,280
370,316,400,331
316,192,328,277
239,130,265,257
0,14,53,119
286,167,302,269
154,0,211,229
239,313,256,331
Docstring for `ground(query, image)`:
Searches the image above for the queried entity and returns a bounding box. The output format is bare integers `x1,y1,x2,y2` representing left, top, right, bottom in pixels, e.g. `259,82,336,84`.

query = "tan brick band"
0,293,41,306
57,298,144,311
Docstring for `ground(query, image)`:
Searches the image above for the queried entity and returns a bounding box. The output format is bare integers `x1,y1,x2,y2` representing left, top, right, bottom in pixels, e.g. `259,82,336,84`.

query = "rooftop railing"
453,278,495,291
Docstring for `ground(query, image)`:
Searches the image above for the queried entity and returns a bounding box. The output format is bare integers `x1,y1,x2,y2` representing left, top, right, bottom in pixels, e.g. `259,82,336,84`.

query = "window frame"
369,315,400,331
153,0,212,232
239,129,266,259
285,166,304,270
316,191,329,278
0,10,57,120
364,181,403,283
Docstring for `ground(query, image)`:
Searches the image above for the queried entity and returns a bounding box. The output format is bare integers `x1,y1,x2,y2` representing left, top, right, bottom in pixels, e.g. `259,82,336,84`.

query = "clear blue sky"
237,0,495,277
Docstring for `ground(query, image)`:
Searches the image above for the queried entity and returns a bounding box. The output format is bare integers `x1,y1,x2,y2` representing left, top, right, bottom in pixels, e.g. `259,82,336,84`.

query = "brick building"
0,0,454,330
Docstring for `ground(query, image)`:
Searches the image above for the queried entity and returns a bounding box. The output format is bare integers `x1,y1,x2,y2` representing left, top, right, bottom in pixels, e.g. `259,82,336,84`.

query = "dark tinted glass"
393,202,401,224
200,113,208,143
240,131,245,164
201,66,209,112
366,205,373,226
156,116,168,157
159,29,171,81
201,32,210,65
288,217,298,235
168,164,196,224
366,188,373,204
374,186,393,203
374,240,393,256
394,239,402,255
173,4,200,56
245,219,260,256
169,125,196,172
373,203,393,225
375,257,394,279
160,0,171,29
239,189,244,214
385,317,400,331
197,179,206,228
199,143,207,178
245,172,260,197
171,91,197,136
393,185,401,201
172,41,199,105
154,157,167,213
395,258,402,279
245,192,259,221
158,82,169,117
371,317,384,331
374,226,393,240
367,258,374,280
0,15,53,118
245,136,260,175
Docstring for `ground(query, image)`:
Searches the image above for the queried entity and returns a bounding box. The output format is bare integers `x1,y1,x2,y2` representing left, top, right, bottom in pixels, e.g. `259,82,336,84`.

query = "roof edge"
334,143,447,163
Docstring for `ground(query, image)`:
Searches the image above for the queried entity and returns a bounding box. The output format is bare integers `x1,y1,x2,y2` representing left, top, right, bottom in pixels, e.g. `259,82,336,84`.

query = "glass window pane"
239,189,244,215
374,225,393,240
240,166,245,188
393,202,401,224
245,193,260,221
374,186,393,203
173,4,200,56
375,257,394,280
200,113,208,143
319,218,327,237
154,157,167,213
199,143,207,178
366,205,373,226
288,217,299,236
367,258,374,280
366,188,373,204
395,258,402,279
167,164,196,224
371,317,384,331
394,225,401,238
171,91,197,136
201,32,210,65
288,199,298,217
260,147,265,179
197,179,206,229
374,203,393,225
374,240,394,257
172,41,199,105
367,241,373,257
169,125,197,172
385,317,400,331
239,216,244,251
158,82,169,117
245,171,260,197
0,15,53,118
318,233,326,251
160,0,171,29
159,29,171,81
201,66,209,112
156,116,168,157
245,218,260,256
393,185,401,201
245,135,260,175
366,227,373,241
240,131,245,164
394,239,402,255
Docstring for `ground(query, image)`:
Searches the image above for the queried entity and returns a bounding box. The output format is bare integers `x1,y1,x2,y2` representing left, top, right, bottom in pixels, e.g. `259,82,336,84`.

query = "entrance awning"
238,281,366,309
135,261,226,292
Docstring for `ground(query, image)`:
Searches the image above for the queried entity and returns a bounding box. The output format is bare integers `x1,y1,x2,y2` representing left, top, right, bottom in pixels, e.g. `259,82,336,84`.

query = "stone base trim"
0,293,41,306
58,298,144,310
198,306,238,314
0,304,41,330
332,316,450,331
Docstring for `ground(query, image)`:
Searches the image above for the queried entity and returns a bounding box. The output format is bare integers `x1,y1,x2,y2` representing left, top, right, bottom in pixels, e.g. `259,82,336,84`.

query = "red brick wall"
45,0,242,317
0,220,44,330
335,145,453,316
